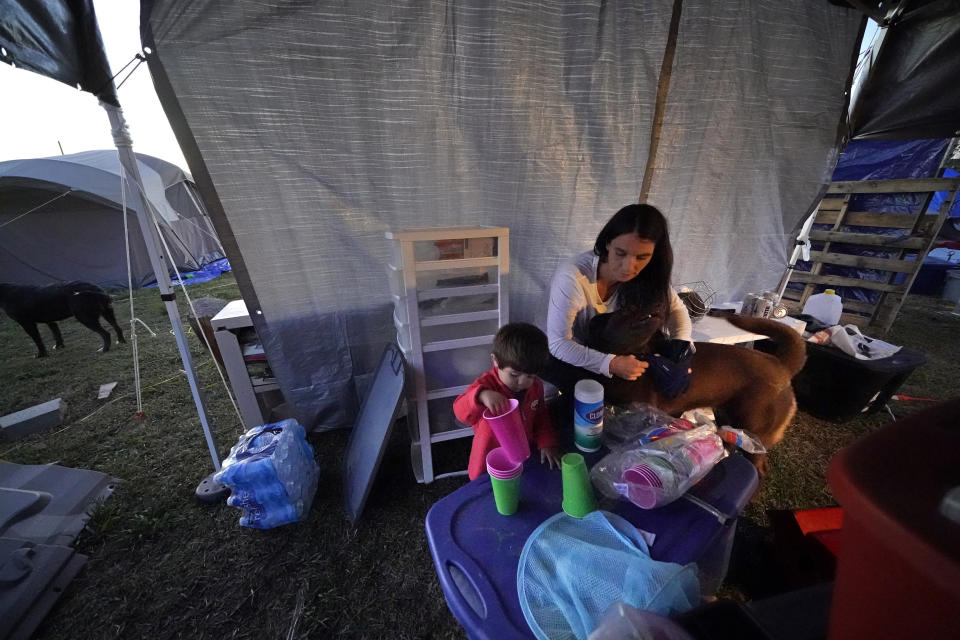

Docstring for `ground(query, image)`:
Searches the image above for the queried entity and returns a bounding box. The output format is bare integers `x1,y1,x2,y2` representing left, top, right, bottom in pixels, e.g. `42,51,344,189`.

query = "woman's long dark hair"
593,204,674,310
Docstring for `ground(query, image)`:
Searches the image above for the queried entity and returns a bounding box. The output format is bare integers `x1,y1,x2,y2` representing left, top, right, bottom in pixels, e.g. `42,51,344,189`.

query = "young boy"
453,322,563,480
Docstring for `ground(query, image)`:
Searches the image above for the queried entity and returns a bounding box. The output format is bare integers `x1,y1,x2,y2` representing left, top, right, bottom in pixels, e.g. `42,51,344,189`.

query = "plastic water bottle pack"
214,419,320,529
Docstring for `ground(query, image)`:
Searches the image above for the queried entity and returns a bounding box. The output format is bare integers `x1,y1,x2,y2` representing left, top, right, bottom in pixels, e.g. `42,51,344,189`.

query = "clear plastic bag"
718,426,767,454
591,426,726,509
603,404,699,450
588,601,695,640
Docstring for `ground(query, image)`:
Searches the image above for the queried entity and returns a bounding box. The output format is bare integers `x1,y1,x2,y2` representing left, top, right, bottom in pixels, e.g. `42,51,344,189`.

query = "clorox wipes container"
574,379,605,452
802,289,843,326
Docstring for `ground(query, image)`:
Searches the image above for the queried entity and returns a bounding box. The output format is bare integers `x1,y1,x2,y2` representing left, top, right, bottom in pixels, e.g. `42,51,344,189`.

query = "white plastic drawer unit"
385,227,510,483
394,315,499,358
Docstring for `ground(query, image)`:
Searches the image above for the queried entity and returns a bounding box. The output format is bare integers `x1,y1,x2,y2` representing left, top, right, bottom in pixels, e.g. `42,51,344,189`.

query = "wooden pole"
639,0,684,203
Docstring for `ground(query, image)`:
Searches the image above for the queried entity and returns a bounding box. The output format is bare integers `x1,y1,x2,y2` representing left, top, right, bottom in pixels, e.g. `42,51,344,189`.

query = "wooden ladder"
783,177,960,332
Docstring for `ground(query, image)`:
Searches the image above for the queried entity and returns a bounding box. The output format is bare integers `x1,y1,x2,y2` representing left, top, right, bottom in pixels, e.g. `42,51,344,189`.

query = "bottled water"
215,419,319,529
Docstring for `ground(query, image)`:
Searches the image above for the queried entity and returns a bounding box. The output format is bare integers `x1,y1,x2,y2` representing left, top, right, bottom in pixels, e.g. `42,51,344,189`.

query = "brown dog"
588,309,806,476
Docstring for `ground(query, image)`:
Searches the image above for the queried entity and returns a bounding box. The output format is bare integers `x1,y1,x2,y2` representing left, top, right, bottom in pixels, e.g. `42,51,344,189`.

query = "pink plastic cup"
685,438,724,468
626,481,659,509
623,462,678,509
624,464,663,488
486,447,522,479
623,465,662,509
482,399,531,464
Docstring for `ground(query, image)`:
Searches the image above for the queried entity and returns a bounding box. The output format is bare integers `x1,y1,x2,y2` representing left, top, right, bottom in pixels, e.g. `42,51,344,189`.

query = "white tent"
0,150,223,288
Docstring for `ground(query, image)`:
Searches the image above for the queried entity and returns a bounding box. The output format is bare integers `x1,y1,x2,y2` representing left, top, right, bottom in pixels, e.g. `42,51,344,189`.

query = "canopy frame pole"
103,102,221,472
775,210,816,302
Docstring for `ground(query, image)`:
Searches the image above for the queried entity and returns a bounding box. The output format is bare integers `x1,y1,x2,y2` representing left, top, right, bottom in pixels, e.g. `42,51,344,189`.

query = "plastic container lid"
574,379,604,403
824,288,837,295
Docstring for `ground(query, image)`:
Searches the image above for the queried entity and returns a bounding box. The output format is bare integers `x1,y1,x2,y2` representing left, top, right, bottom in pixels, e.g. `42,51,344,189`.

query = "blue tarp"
144,258,231,288
830,139,949,182
831,139,958,221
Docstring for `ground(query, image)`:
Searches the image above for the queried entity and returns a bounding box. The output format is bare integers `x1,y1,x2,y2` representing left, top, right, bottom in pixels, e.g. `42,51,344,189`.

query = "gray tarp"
0,150,223,288
142,0,861,429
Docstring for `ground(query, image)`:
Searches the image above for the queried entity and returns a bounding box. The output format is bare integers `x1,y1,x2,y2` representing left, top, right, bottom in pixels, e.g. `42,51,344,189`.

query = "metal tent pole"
102,101,221,472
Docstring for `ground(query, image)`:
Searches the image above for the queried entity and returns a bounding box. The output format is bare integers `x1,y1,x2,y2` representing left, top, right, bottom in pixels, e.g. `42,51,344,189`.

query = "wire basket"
676,281,717,323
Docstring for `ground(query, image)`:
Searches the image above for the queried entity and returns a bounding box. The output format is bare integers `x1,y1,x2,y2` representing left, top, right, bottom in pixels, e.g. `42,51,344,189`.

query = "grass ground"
1,275,957,639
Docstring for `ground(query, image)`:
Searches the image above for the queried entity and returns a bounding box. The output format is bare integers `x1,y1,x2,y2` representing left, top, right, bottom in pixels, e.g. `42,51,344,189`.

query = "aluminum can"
741,292,758,316
754,296,773,318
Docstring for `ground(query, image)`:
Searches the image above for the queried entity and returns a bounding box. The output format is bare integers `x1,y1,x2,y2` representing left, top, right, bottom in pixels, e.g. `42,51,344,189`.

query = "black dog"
0,282,126,358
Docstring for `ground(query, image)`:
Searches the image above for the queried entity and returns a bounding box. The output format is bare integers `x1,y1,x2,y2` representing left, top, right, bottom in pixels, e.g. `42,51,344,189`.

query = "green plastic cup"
561,453,597,518
490,474,521,515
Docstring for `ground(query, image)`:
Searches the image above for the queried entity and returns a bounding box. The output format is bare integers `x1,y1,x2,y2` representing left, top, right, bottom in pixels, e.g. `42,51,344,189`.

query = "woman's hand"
478,389,510,415
609,354,649,380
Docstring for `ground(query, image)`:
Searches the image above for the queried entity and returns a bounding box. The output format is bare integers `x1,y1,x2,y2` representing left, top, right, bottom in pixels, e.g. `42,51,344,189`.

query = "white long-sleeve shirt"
546,251,692,377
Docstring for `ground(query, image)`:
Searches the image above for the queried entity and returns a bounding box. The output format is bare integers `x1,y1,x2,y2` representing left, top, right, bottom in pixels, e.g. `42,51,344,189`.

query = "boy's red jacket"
453,366,558,480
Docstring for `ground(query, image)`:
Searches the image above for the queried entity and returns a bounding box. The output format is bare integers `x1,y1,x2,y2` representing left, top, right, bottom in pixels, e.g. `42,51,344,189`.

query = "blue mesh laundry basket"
517,510,699,640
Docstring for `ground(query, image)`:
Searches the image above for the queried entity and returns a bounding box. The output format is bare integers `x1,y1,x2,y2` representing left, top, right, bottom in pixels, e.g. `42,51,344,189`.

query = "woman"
543,203,693,395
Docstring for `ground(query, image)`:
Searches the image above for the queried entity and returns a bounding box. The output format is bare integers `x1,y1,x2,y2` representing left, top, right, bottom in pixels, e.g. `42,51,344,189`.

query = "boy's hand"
478,390,510,415
540,446,563,470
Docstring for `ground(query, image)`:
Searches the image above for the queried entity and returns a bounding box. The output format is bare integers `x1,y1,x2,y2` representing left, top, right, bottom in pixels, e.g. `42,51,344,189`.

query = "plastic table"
425,453,758,640
691,314,806,345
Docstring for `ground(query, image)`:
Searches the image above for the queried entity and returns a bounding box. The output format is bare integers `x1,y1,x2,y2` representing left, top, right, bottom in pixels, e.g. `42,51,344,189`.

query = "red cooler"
826,398,960,640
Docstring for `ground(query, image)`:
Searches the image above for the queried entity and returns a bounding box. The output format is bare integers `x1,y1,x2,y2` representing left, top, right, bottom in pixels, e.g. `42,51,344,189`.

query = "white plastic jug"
802,289,843,326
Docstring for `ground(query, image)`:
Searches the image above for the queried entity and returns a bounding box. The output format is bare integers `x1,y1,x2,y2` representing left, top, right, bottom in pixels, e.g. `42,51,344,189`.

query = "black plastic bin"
791,342,926,420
